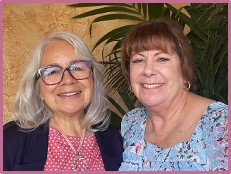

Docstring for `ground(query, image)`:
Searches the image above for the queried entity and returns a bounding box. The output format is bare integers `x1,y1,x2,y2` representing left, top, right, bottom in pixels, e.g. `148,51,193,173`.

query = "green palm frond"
167,3,228,103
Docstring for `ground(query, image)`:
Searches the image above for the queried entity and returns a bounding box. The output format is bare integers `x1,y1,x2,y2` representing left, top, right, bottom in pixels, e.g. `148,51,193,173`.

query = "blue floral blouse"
119,101,228,171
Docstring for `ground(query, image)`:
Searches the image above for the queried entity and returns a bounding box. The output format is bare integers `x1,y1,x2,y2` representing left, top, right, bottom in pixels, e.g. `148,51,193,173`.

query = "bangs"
131,35,175,56
126,22,178,56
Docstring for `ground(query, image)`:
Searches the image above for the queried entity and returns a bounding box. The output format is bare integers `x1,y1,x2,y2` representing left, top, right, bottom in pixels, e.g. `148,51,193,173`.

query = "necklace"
52,120,87,171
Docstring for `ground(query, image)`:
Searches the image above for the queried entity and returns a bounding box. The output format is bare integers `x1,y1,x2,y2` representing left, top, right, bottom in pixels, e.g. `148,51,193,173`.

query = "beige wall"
3,3,188,124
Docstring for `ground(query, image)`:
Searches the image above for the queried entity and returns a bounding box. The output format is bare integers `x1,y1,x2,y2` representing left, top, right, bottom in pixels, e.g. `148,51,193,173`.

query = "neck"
147,91,189,137
50,116,84,137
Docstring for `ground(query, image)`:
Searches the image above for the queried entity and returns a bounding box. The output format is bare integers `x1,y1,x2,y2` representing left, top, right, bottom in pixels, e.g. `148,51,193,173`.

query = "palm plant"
166,3,228,103
68,3,228,127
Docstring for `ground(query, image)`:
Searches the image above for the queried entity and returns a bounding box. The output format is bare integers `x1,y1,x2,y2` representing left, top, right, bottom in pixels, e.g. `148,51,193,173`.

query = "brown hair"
121,17,197,90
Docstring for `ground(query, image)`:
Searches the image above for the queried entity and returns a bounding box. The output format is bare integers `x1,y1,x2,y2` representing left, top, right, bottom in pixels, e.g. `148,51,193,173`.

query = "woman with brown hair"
119,18,228,171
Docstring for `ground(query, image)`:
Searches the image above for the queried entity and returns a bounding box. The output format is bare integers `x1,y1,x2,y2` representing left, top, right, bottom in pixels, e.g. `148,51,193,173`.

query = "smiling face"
39,39,93,118
130,49,185,109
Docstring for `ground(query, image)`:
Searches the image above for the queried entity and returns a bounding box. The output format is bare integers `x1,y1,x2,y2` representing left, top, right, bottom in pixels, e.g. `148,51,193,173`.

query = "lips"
58,91,81,97
143,83,163,88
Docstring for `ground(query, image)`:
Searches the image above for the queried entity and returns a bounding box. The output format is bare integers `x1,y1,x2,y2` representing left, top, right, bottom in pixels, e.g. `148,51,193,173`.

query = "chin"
142,100,161,108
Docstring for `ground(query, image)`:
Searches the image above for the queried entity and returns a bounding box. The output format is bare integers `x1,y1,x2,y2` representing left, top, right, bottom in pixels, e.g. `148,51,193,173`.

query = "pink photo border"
0,1,230,174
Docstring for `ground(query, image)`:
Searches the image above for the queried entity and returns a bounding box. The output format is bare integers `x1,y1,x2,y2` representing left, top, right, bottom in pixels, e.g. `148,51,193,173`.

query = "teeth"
143,83,162,88
58,92,80,96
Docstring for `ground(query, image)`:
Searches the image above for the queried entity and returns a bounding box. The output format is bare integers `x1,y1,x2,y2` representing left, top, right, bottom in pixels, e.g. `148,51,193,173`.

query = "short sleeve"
206,102,228,171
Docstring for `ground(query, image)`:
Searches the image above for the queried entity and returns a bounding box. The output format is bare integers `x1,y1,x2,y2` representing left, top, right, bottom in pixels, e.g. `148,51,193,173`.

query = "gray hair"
12,32,110,132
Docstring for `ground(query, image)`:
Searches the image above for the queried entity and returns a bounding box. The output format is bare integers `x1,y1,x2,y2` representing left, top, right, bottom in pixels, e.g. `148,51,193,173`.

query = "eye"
72,67,82,71
157,57,169,62
71,61,91,71
71,65,87,72
44,70,57,77
48,70,58,76
41,67,61,77
131,57,144,64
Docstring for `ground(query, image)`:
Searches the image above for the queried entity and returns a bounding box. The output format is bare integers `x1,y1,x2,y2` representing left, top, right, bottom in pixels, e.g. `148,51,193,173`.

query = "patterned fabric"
119,101,228,171
44,127,105,171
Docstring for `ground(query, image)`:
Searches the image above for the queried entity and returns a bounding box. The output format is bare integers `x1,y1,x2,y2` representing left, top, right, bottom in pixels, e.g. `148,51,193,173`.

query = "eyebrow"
133,51,167,57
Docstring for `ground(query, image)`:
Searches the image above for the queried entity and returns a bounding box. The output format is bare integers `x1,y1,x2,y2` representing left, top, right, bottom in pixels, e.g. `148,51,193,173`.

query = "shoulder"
205,101,228,121
4,121,49,154
122,107,147,123
207,101,228,132
200,101,228,140
3,121,29,165
121,107,147,137
4,121,25,140
209,101,227,110
190,93,227,123
198,101,228,129
191,93,227,115
4,121,49,171
4,121,18,131
200,102,228,168
4,121,49,143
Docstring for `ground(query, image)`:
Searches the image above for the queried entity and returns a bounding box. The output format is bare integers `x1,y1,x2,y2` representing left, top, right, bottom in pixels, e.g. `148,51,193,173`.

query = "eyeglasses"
37,60,92,85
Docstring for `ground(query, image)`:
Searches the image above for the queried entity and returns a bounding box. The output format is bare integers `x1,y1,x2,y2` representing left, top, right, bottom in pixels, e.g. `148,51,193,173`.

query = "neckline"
142,101,218,149
49,126,94,140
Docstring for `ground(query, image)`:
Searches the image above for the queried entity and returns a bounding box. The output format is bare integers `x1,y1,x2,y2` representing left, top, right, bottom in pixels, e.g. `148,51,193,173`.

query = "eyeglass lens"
39,60,92,85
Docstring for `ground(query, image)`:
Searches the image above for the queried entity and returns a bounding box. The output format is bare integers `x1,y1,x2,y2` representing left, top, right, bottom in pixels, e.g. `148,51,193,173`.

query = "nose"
59,69,76,85
143,60,157,77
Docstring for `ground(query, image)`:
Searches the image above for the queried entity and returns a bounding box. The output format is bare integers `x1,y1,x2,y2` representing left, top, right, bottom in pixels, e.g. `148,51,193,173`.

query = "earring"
185,81,191,91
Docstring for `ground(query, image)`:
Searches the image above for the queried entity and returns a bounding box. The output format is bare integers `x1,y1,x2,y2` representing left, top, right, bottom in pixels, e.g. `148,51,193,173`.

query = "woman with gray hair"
4,32,123,171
